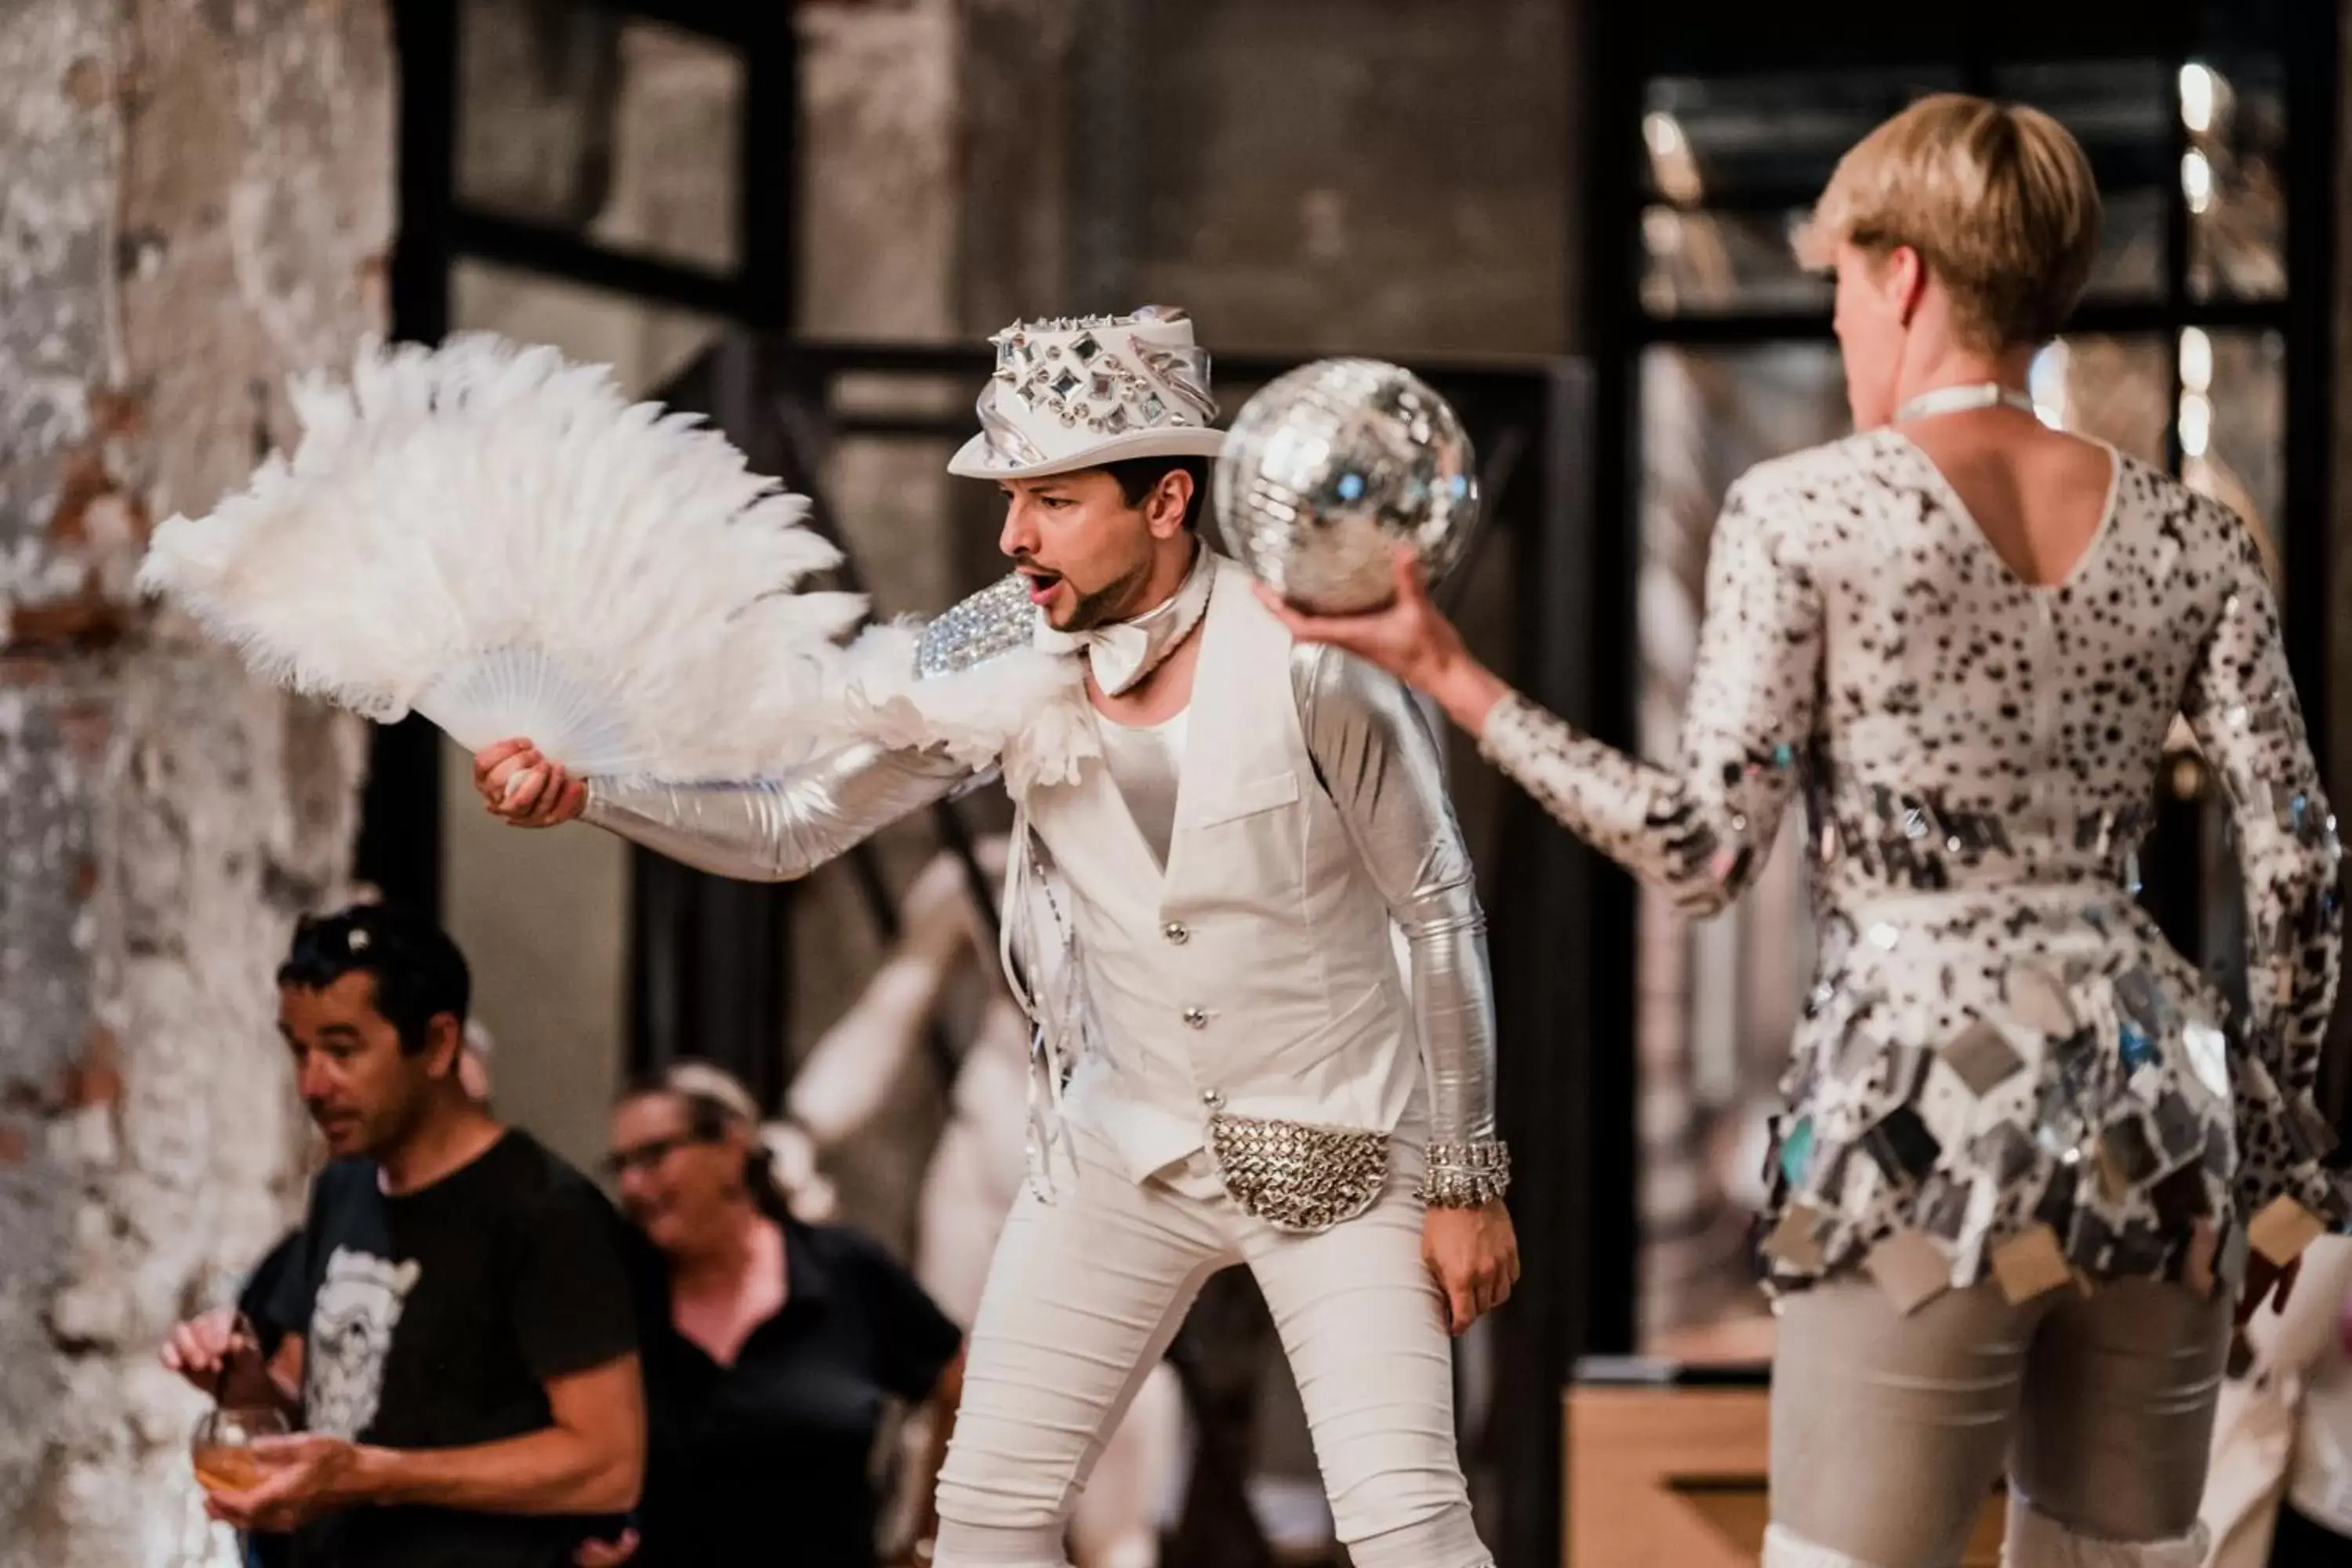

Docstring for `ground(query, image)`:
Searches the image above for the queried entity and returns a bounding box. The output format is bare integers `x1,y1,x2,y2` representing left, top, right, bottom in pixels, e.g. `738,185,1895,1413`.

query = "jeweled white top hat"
948,305,1226,480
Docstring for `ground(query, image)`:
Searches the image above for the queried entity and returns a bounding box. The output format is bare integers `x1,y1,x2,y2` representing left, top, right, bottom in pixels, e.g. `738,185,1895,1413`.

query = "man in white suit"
472,307,1516,1568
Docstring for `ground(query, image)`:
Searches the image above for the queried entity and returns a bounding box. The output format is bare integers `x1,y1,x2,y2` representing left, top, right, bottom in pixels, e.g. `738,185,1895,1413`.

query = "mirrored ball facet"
1214,358,1479,615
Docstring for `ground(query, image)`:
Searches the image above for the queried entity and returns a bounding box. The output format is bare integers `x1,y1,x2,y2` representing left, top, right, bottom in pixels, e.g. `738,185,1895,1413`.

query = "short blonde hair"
1797,93,2100,350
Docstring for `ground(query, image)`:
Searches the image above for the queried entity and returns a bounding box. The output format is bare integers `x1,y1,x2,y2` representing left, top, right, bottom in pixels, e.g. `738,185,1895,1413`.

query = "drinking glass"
191,1405,289,1493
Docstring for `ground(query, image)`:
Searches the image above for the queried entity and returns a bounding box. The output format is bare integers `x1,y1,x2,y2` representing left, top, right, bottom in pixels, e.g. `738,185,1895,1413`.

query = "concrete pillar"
0,2,390,1562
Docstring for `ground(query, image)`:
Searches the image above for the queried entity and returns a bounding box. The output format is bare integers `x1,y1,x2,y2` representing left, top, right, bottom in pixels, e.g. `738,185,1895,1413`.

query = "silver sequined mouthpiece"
916,573,1038,679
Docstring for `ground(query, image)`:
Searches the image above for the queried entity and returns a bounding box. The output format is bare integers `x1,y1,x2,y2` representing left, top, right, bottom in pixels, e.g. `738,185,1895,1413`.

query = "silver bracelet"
1419,1139,1511,1207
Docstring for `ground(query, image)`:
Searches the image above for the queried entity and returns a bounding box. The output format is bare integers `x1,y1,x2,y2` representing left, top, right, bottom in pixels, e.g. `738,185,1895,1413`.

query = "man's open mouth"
1018,567,1064,602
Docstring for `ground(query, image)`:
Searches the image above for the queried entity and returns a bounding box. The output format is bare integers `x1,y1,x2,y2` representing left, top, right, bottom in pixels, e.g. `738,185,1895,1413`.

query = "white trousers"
932,1119,1490,1568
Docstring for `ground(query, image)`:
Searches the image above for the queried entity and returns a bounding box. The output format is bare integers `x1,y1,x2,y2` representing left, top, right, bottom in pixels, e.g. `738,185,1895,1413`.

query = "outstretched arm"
788,848,993,1145
1263,472,1824,918
582,744,975,882
475,736,976,883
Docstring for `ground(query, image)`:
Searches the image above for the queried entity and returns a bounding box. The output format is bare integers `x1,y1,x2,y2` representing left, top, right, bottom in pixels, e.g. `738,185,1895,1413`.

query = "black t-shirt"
636,1217,962,1568
240,1229,306,1356
278,1131,641,1568
238,1230,307,1568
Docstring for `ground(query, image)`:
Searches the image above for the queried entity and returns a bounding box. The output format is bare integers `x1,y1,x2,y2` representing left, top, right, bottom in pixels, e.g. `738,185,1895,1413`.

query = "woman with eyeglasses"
601,1062,966,1568
1262,93,2344,1568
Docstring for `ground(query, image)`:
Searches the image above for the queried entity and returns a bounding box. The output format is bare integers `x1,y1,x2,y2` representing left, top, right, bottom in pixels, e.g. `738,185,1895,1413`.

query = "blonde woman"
1266,95,2345,1568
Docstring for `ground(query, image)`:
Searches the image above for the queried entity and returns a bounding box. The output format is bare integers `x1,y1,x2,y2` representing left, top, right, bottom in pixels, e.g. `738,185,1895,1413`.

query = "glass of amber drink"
191,1406,289,1493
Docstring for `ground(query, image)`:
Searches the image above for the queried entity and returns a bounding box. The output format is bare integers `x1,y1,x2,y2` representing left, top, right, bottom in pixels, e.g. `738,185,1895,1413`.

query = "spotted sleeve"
1475,469,1823,918
2181,517,2347,1238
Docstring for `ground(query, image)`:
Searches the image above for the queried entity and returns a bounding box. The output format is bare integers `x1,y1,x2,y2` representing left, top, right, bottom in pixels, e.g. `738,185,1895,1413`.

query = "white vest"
1012,558,1421,1181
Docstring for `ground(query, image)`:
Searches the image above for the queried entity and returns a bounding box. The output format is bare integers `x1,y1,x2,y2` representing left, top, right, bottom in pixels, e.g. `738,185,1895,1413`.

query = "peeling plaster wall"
0,2,390,1563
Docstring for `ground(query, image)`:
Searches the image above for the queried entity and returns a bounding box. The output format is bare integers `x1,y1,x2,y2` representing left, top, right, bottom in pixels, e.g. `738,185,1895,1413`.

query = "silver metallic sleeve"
1295,644,1504,1197
580,741,975,883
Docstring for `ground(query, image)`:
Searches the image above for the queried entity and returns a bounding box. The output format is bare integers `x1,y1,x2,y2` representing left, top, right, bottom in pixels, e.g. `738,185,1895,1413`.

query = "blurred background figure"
459,1019,499,1109
614,1062,966,1568
2203,1236,2352,1567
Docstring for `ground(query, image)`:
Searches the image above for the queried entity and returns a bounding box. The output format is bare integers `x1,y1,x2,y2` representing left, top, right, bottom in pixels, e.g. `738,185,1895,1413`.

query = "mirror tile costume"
1478,431,2343,1300
1472,426,2344,1568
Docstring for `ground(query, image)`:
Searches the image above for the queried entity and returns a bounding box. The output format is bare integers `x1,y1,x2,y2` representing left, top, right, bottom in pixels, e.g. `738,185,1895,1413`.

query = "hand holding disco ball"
1214,358,1479,615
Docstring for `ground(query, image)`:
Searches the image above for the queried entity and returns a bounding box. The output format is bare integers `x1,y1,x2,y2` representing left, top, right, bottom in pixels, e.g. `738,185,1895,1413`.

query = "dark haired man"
473,307,1515,1568
162,904,645,1567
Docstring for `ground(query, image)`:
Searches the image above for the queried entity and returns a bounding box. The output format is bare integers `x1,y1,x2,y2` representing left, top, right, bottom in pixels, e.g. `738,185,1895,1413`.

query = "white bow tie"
1032,548,1216,697
1034,619,1157,696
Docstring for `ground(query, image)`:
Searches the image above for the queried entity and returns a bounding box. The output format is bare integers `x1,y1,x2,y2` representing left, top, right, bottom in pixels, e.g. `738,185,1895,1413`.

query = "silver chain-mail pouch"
1207,1112,1391,1234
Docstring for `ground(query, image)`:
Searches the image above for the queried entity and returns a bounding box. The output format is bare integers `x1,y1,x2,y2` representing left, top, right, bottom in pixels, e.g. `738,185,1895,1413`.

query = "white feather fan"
139,334,866,779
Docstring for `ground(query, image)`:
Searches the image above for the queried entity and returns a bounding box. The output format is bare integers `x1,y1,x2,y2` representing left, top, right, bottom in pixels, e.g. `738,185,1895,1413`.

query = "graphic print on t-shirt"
304,1246,421,1439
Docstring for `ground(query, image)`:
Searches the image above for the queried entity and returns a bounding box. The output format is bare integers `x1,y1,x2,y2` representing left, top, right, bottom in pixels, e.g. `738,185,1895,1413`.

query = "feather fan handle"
139,333,864,780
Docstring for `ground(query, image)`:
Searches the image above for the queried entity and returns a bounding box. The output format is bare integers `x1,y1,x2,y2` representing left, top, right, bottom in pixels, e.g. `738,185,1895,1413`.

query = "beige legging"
1769,1275,2231,1568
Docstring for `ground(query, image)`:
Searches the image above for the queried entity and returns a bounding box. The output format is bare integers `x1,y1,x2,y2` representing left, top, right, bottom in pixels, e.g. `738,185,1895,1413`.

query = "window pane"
1636,69,1958,321
457,0,742,274
451,258,723,400
1642,70,1963,208
2181,327,2285,573
2030,334,2170,467
2083,187,2166,302
1993,60,2172,166
1640,184,2170,320
1643,66,2176,318
1634,343,1849,1359
1639,207,1827,318
1994,63,2173,303
2183,57,2286,302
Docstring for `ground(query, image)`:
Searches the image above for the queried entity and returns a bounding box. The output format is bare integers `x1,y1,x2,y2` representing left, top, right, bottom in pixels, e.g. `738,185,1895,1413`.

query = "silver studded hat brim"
946,425,1229,481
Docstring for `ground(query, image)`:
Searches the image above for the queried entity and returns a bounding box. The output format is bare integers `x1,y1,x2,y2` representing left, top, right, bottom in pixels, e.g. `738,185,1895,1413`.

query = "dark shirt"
239,1229,307,1358
636,1217,962,1568
237,1230,307,1568
276,1131,641,1568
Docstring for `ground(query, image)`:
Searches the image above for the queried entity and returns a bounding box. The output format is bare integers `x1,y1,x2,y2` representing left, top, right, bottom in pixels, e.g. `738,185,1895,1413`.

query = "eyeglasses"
604,1133,714,1178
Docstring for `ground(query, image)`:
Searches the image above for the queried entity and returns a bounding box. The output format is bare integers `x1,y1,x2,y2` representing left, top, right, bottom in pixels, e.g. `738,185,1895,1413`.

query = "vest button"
1181,1006,1207,1029
1163,920,1189,945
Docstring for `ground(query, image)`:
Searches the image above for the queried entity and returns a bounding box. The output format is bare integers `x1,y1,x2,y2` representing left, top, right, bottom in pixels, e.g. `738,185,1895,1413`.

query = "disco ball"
1214,358,1479,615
